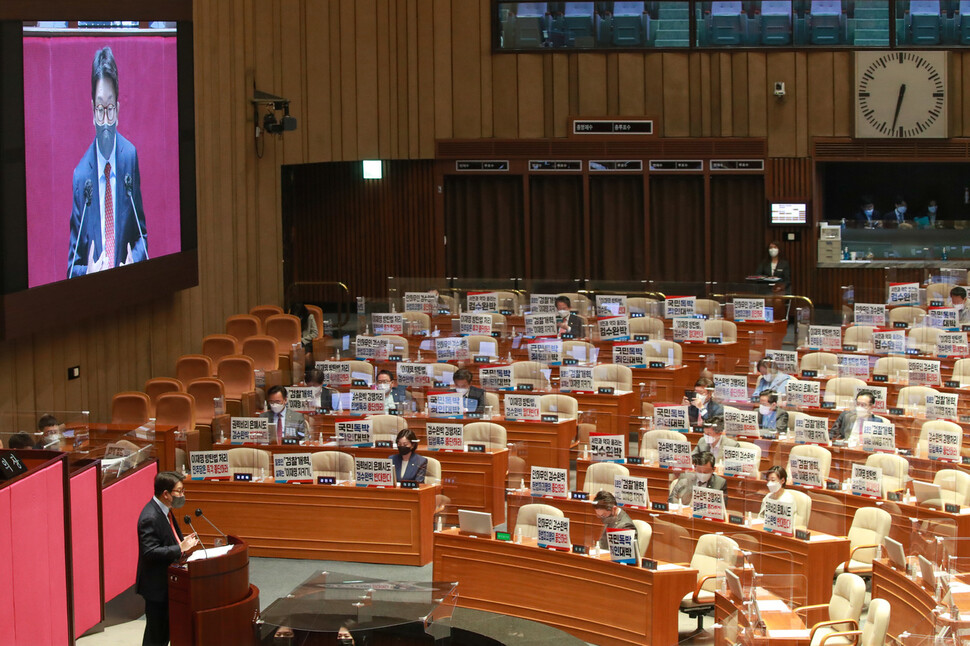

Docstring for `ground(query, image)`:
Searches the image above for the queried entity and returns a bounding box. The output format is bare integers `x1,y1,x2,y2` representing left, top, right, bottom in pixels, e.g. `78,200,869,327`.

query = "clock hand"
890,83,907,133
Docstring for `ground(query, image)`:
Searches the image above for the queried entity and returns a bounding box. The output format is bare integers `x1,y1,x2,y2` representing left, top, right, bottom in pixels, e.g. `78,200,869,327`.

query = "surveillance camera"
773,81,786,97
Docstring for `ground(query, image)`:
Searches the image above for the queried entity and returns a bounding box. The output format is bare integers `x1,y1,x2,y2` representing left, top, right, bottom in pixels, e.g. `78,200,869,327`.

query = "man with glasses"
68,46,148,278
136,471,198,646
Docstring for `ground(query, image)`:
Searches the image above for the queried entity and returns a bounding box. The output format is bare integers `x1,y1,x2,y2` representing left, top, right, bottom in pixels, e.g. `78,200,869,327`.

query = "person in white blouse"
759,465,795,518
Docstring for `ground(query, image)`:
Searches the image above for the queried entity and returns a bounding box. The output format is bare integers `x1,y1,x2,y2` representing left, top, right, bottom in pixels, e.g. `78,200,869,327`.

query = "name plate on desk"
872,374,889,383
282,437,300,446
375,440,393,449
495,531,512,541
946,503,961,514
651,501,669,512
352,379,368,387
649,361,666,369
388,354,403,362
842,344,858,352
541,414,559,423
826,480,840,491
516,383,534,391
474,355,490,364
400,480,419,489
627,456,643,465
561,333,575,339
888,407,905,416
570,491,589,501
821,401,836,410
233,473,252,482
563,358,579,366
930,300,945,308
598,386,615,395
317,476,336,485
467,443,486,453
572,544,588,555
801,370,818,379
500,309,514,316
706,336,722,344
893,321,909,329
795,529,811,541
945,380,962,388
963,325,970,333
729,514,744,525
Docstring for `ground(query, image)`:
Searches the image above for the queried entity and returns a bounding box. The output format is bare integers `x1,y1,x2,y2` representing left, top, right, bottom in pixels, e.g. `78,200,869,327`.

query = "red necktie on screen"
104,162,115,269
168,511,180,543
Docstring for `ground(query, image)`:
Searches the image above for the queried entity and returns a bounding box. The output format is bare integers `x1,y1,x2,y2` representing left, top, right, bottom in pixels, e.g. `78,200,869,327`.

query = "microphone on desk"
184,514,207,558
195,508,228,545
124,173,149,260
70,180,94,273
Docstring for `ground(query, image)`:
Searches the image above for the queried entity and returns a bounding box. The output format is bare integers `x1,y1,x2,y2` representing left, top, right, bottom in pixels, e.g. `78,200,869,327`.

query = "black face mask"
339,639,354,646
96,123,116,158
398,445,411,457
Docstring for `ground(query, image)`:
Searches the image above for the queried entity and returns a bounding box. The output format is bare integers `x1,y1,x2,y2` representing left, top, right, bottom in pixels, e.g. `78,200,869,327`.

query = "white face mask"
767,480,782,494
557,309,569,319
696,472,712,484
955,303,964,311
855,406,870,418
759,404,771,416
269,402,286,415
768,248,779,258
377,382,391,392
706,433,720,447
455,387,469,396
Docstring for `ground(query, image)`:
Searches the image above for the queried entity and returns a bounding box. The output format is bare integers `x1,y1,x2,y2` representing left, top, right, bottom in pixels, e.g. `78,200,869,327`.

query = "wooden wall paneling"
795,52,809,158
517,54,545,139
577,53,608,116
806,52,834,138
831,51,852,136
766,53,796,157
450,1,482,138
479,0,494,138
662,53,690,136
338,0,359,160
521,175,533,278
616,53,645,116
706,53,718,137
731,54,748,137
491,55,519,139
717,53,732,137
690,52,705,137
605,53,620,115
948,52,961,136
432,0,454,143
747,52,767,138
355,0,381,159
280,0,307,165
392,0,407,158
306,0,334,161
644,54,665,135
542,55,555,138
418,0,438,157
407,0,423,159
234,0,259,317
551,53,571,138
329,1,345,160
961,52,970,137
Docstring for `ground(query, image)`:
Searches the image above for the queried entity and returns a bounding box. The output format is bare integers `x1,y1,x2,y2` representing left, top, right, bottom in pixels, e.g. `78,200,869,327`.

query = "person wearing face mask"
852,196,882,228
304,368,337,411
390,428,427,483
261,385,309,443
950,287,970,325
593,491,637,550
668,451,728,506
752,358,790,397
828,391,887,443
376,369,410,412
136,471,199,646
759,466,795,518
918,199,940,227
684,378,724,427
757,390,788,438
884,196,910,227
555,295,585,338
452,369,486,414
755,241,791,294
68,46,148,278
692,416,738,461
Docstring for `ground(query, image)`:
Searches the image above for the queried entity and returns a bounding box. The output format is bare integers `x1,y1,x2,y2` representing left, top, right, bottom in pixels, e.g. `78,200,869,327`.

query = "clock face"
855,51,947,139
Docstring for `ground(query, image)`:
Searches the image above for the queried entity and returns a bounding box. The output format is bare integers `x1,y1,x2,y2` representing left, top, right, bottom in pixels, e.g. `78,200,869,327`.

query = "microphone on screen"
124,173,149,260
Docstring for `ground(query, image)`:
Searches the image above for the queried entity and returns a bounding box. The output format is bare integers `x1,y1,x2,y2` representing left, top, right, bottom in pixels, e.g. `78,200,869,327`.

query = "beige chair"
801,351,839,376
887,306,926,326
908,326,941,354
631,519,652,559
929,469,970,507
227,447,272,477
583,462,629,495
865,453,910,496
378,334,409,357
926,282,955,304
822,377,867,408
402,311,431,334
896,385,939,411
369,414,408,443
592,364,633,391
872,356,909,380
702,319,736,342
643,340,683,365
628,297,662,318
640,430,690,463
466,335,500,358
486,312,507,336
954,358,970,386
484,392,500,412
694,298,721,319
563,340,597,363
795,573,866,646
556,293,592,318
310,451,355,480
834,507,892,576
735,440,762,477
424,456,442,485
514,503,564,539
629,316,665,340
916,419,962,460
493,291,522,311
463,422,507,450
843,325,875,352
818,597,890,646
431,363,458,384
346,360,375,384
539,394,578,420
680,534,740,631
788,489,813,529
111,391,152,426
787,444,833,482
511,361,550,389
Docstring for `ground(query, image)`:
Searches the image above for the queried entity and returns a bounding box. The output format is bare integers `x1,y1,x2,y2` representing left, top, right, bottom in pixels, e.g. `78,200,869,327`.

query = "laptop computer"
882,536,907,570
913,480,943,506
457,509,493,537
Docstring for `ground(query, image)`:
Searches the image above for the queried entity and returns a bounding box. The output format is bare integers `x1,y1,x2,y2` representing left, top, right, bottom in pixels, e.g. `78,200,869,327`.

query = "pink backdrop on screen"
24,36,181,288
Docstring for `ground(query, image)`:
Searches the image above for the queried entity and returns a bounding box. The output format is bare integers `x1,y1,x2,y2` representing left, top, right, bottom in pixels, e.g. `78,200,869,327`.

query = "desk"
87,423,180,472
183,480,438,565
433,528,696,646
714,588,811,646
630,365,695,404
871,558,940,638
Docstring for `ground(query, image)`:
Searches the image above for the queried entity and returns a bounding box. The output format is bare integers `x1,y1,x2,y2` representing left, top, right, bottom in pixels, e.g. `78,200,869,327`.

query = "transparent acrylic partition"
0,410,91,453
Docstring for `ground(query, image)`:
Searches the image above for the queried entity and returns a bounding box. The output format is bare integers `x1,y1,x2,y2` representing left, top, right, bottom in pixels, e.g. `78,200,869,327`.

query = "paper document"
756,599,790,613
185,544,234,562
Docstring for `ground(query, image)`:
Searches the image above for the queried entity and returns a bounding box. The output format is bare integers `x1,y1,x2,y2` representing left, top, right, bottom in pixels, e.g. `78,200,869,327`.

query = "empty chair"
888,305,926,326
843,325,875,352
493,290,522,312
378,334,410,357
514,503,564,539
680,534,740,631
735,440,762,477
424,456,442,485
909,327,941,354
652,518,693,563
627,296,660,318
909,0,943,45
643,340,683,365
310,451,355,480
466,335,500,358
201,334,240,371
216,354,256,400
225,314,262,341
563,340,597,362
795,573,866,646
176,354,213,387
926,281,955,304
694,298,721,319
560,1,595,45
865,452,910,495
144,377,183,415
369,414,408,443
539,394,578,420
242,335,281,372
823,377,867,408
432,363,457,384
631,518,652,558
485,312,507,336
917,419,962,459
702,319,737,342
809,0,843,45
154,392,196,433
707,0,746,45
611,1,649,46
954,358,970,386
584,462,629,495
629,316,665,339
788,489,813,528
264,314,302,356
511,361,551,389
463,422,507,450
640,429,690,463
227,447,272,477
249,305,283,327
111,391,151,426
872,356,909,380
760,0,793,44
835,506,892,576
800,351,838,375
402,311,431,334
819,597,890,646
787,444,833,482
929,468,970,507
897,385,940,410
484,391,500,412
186,378,226,425
592,364,633,391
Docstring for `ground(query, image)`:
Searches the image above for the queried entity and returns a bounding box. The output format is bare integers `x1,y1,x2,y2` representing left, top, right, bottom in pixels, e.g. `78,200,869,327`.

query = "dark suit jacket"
829,411,888,441
668,472,730,506
883,210,909,227
598,508,637,550
755,258,792,292
559,313,585,338
390,452,428,482
390,385,411,409
261,409,309,442
69,132,148,277
135,499,182,602
688,400,724,426
852,209,881,225
463,386,487,414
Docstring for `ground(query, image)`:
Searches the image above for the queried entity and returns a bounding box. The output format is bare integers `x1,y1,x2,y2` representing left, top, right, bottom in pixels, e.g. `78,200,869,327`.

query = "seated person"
37,414,63,449
852,195,881,227
593,490,636,550
752,357,790,397
668,451,728,506
951,286,970,325
452,368,486,414
692,415,738,461
759,465,795,518
7,432,37,450
884,196,909,227
390,429,427,483
757,390,788,437
918,199,939,227
261,385,309,442
304,368,336,411
376,369,410,412
684,377,724,427
828,391,886,443
555,295,585,338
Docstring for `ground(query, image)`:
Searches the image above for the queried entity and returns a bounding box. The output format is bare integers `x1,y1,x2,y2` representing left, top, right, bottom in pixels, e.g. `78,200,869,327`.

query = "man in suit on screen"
68,46,148,278
136,471,198,646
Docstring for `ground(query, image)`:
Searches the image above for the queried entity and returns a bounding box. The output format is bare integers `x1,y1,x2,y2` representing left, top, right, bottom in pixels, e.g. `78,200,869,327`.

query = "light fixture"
362,160,383,179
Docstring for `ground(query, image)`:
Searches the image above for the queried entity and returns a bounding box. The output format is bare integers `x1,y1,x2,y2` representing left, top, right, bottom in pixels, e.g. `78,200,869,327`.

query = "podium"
168,535,260,646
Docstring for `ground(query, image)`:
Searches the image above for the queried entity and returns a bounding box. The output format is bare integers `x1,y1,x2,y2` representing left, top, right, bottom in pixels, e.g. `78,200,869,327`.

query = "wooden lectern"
168,535,260,646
